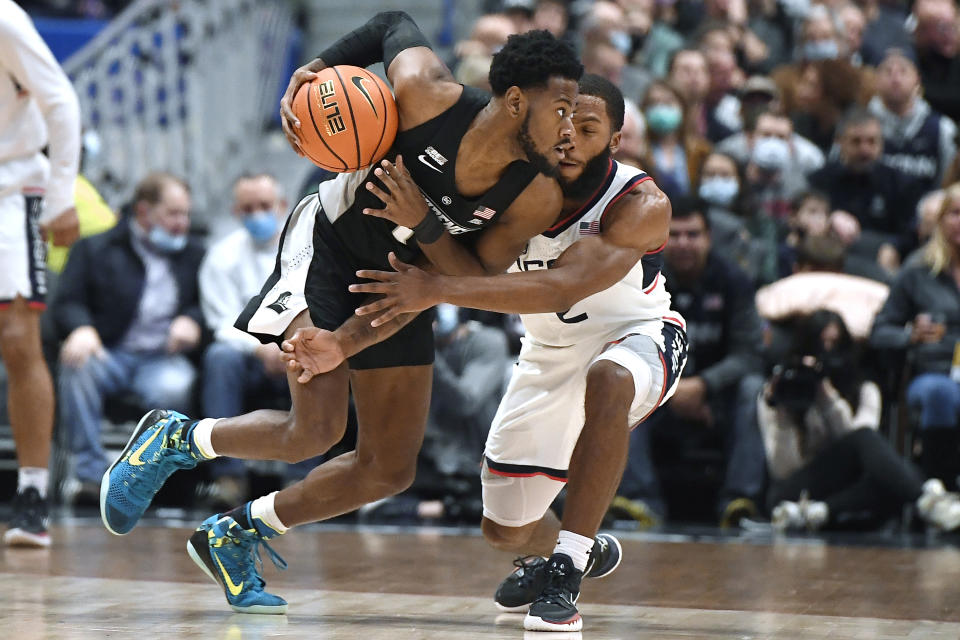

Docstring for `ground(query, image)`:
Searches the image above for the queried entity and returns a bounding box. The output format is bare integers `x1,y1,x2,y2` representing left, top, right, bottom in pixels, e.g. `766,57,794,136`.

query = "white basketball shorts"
482,319,688,527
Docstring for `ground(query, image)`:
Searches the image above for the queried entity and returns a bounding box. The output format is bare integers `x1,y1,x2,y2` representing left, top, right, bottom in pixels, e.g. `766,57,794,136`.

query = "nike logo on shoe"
417,154,443,173
215,555,244,596
128,429,165,466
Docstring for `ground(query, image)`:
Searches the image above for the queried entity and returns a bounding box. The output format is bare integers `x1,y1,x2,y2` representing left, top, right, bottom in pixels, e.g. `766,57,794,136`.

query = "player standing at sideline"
295,75,686,632
0,0,81,547
100,13,584,614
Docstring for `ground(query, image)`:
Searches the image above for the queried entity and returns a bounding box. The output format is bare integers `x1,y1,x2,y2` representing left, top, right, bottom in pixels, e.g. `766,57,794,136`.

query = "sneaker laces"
225,524,288,590
537,563,579,606
510,555,545,587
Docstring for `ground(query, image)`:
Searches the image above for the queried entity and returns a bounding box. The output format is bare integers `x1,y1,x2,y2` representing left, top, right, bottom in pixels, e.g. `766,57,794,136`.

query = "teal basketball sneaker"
187,512,288,614
100,409,203,535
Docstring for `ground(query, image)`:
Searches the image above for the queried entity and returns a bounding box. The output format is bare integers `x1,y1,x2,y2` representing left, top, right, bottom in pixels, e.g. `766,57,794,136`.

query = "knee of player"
587,360,635,403
481,517,530,551
0,317,40,364
362,458,417,498
285,411,348,457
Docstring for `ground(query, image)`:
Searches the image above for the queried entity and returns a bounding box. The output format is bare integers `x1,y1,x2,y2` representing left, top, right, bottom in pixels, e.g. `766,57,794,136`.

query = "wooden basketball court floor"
4,517,960,639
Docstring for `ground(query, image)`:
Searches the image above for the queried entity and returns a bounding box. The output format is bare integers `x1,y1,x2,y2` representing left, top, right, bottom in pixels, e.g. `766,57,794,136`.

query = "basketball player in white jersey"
0,0,81,547
291,74,687,632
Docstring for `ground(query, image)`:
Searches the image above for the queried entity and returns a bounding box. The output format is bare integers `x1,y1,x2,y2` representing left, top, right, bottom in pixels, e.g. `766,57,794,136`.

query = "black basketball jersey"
316,85,540,269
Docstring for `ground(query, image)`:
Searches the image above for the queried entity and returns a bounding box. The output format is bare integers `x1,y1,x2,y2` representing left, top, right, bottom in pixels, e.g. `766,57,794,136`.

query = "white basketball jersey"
509,160,682,347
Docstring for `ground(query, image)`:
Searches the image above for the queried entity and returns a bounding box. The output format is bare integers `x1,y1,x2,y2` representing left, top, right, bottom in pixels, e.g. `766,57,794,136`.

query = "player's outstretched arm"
352,181,671,325
280,11,457,154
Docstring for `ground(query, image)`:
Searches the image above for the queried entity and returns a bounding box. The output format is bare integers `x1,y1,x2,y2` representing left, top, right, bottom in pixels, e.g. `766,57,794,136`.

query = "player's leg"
0,297,54,547
100,309,351,535
185,363,433,614
1,187,54,546
524,328,686,632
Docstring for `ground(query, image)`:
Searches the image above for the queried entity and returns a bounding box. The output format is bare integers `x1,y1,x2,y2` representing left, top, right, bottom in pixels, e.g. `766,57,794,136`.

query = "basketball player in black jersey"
286,76,681,632
99,13,583,614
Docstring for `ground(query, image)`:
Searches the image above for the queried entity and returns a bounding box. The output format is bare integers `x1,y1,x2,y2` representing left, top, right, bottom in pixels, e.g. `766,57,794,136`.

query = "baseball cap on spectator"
740,75,779,100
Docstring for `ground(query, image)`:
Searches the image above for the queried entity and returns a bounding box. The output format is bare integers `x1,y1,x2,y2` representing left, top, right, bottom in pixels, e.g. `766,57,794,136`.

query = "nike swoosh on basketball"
418,154,443,173
128,429,165,466
351,76,377,116
215,554,244,596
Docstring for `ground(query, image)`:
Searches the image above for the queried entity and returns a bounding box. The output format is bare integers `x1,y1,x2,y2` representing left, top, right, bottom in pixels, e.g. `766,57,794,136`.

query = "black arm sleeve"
317,11,431,72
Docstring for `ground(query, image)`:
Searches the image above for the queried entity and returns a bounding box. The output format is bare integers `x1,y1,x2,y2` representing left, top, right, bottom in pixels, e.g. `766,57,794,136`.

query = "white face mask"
698,177,740,207
802,39,840,61
751,136,791,171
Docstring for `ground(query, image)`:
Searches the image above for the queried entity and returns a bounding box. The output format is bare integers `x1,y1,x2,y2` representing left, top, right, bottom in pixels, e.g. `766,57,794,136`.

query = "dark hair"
578,73,625,133
791,188,830,213
796,233,846,271
836,106,881,138
666,47,705,77
489,30,583,96
133,171,189,206
791,309,864,409
671,194,711,230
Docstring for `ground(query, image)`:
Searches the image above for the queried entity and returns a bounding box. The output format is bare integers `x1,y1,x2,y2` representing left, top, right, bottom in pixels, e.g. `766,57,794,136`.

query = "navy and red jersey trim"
485,456,568,482
598,173,652,231
541,159,616,238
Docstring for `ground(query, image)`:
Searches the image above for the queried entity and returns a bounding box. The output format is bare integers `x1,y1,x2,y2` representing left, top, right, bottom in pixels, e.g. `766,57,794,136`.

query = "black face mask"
561,146,612,201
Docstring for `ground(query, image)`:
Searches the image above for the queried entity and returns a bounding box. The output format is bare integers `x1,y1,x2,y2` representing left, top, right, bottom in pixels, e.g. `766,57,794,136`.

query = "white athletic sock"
18,467,48,499
191,418,220,459
250,491,289,535
554,530,594,572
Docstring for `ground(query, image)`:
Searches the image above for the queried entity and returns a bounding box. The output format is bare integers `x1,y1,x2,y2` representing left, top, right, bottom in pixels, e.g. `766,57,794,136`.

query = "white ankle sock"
554,530,594,572
191,418,220,459
250,492,289,534
18,467,48,499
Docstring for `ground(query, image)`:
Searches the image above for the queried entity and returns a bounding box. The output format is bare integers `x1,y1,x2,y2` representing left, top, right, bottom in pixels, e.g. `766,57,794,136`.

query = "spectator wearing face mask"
196,173,291,508
640,79,713,198
717,99,824,176
809,108,924,271
739,110,810,228
52,172,204,491
868,46,958,194
697,150,776,284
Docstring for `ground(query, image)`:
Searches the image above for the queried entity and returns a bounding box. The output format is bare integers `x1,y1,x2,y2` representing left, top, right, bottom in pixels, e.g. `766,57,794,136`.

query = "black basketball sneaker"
493,533,622,612
523,553,584,631
4,487,50,547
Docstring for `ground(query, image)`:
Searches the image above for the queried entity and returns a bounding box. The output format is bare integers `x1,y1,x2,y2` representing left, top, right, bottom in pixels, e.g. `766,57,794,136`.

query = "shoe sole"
100,409,168,536
186,532,288,615
3,528,51,548
523,612,583,632
587,534,622,580
494,602,530,613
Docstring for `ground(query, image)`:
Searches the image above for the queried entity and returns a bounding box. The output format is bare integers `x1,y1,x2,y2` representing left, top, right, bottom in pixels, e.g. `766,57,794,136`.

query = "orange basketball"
292,65,398,172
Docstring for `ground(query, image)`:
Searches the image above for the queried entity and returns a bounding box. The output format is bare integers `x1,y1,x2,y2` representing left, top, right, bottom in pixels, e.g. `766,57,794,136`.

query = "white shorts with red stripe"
482,317,687,528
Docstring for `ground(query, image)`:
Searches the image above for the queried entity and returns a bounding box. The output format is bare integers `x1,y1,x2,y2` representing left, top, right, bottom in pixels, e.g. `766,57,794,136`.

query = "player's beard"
519,113,561,178
561,146,612,201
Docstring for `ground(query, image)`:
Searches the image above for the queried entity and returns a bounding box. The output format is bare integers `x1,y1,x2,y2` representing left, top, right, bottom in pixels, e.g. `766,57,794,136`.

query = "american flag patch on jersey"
473,205,496,220
579,220,600,234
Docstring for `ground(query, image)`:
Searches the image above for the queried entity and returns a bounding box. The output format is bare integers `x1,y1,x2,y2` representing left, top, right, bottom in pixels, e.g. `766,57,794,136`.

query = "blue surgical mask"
698,177,740,207
751,136,791,171
609,30,633,56
802,39,839,61
645,104,683,134
147,225,188,253
243,210,279,243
